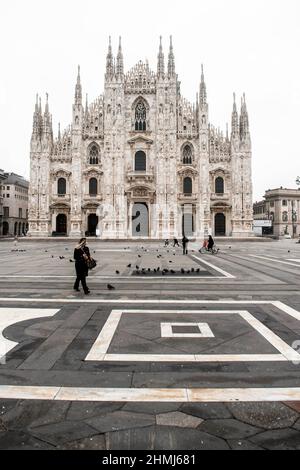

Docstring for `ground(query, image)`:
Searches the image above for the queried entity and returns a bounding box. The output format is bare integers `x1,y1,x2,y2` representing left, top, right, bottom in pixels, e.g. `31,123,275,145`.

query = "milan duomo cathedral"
28,37,253,239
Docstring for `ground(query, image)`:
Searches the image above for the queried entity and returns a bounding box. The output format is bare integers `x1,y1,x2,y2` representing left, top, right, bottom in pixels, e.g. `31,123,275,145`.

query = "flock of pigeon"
44,244,207,291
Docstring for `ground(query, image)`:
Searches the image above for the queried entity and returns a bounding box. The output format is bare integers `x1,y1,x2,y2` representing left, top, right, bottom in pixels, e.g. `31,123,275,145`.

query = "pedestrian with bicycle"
207,235,214,252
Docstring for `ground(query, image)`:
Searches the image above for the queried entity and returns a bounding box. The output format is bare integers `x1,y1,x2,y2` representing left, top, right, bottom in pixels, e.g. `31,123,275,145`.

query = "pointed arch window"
89,145,99,165
89,178,98,196
215,177,224,194
182,145,192,164
135,100,147,131
57,178,66,196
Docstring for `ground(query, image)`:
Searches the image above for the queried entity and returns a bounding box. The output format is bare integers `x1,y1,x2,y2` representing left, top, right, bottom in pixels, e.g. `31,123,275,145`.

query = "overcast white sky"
0,0,299,200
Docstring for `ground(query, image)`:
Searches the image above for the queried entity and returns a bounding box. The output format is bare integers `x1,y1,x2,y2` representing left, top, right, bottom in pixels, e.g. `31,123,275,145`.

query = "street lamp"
296,177,300,187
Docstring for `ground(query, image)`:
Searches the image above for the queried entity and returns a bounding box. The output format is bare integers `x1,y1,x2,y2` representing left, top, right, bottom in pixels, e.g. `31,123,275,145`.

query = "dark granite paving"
0,239,300,449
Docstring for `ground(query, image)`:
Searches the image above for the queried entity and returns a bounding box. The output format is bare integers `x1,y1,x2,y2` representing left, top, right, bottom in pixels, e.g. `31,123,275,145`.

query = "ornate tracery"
135,101,147,131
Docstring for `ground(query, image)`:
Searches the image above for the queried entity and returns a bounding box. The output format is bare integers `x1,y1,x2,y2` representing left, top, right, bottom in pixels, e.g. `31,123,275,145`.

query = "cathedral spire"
157,36,165,79
116,36,124,78
75,65,82,105
58,122,61,141
200,64,207,107
240,93,250,141
43,93,52,137
31,94,41,140
168,35,175,78
85,94,89,115
106,36,114,80
231,92,239,139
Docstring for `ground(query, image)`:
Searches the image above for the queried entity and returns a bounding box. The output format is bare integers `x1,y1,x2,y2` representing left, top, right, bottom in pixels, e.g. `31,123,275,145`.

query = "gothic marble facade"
28,37,253,239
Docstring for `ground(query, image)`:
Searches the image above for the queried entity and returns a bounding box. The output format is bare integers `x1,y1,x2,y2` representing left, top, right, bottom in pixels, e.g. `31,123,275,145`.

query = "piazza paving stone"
122,402,181,414
29,421,99,447
0,430,55,450
227,402,299,430
85,411,155,433
1,240,300,449
249,428,300,450
156,411,203,428
66,402,123,421
180,403,232,420
285,401,300,413
106,426,230,450
293,419,300,431
1,400,69,431
57,435,106,450
198,419,262,439
227,439,264,450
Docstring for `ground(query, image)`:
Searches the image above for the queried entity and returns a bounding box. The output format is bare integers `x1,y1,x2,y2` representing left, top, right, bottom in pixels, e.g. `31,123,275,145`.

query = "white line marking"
250,255,300,268
239,311,300,362
161,322,214,338
0,308,59,359
103,354,286,362
85,310,123,361
86,309,296,363
192,255,236,278
0,275,228,281
0,385,300,402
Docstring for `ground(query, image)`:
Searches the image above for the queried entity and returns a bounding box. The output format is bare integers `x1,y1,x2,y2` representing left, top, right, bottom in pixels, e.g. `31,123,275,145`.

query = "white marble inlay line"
191,255,236,278
0,385,300,402
85,309,296,363
161,322,214,338
0,308,60,359
249,254,300,268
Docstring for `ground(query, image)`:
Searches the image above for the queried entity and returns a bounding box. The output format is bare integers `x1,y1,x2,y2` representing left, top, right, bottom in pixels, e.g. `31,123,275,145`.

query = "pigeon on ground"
107,284,115,290
45,250,48,253
116,270,120,274
169,261,173,263
181,268,185,274
127,264,131,268
148,268,151,272
69,259,74,263
59,256,65,260
191,268,195,272
196,268,200,273
171,270,175,274
51,255,54,258
65,248,68,251
138,255,141,258
136,265,139,270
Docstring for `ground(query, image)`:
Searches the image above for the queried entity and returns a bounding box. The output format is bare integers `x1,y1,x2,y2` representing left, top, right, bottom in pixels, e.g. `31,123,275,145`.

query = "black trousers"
74,273,89,293
182,244,188,255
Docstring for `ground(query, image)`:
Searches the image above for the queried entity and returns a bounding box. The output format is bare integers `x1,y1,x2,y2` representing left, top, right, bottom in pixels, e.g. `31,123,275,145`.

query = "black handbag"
86,257,97,270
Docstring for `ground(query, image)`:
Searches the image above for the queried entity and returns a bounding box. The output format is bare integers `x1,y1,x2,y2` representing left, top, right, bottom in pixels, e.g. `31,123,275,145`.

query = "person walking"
182,234,189,255
173,238,180,248
73,238,90,294
207,235,214,252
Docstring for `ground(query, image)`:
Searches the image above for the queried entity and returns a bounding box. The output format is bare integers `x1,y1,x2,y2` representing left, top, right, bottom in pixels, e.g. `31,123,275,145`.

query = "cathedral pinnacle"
75,65,82,105
200,64,207,107
106,36,114,80
157,36,165,79
168,35,175,78
231,92,239,139
116,36,124,78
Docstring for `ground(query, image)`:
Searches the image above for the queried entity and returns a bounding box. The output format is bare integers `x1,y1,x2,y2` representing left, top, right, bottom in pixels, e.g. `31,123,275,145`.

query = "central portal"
132,202,149,237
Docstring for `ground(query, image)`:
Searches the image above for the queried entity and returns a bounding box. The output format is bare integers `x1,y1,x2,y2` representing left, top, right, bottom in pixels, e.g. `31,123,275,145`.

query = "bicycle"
199,243,219,255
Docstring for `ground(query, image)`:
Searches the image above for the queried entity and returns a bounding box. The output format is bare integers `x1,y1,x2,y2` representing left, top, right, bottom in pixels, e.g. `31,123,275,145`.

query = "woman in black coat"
207,235,214,252
73,238,91,294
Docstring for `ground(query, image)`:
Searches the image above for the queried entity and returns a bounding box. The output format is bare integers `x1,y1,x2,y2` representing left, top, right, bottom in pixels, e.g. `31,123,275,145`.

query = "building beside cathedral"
28,37,253,239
